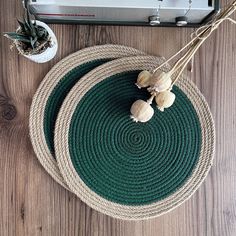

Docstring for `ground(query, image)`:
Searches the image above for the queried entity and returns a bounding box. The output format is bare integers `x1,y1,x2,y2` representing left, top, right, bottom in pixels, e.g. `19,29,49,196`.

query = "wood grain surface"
1,0,236,235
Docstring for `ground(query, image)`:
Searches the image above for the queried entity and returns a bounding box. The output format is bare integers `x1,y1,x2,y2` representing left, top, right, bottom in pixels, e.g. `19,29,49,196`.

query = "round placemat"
55,56,215,220
29,45,145,189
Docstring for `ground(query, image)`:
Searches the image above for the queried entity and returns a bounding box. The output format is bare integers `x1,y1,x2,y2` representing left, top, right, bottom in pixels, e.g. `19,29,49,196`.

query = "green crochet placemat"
69,72,201,204
29,45,145,189
55,56,215,220
44,59,109,156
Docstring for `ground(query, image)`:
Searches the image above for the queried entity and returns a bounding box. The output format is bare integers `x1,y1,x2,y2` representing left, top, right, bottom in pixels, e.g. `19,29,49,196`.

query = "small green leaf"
26,8,35,34
23,17,32,33
17,19,25,30
30,36,38,49
23,9,36,38
29,25,37,38
30,37,34,49
17,19,29,35
4,32,31,43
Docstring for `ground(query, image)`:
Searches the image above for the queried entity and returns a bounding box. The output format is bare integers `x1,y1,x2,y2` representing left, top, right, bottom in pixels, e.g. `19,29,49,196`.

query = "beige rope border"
54,55,215,220
29,45,146,190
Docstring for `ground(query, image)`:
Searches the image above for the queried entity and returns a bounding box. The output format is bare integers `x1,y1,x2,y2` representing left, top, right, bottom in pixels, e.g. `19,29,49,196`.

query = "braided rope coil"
54,56,215,220
29,45,145,189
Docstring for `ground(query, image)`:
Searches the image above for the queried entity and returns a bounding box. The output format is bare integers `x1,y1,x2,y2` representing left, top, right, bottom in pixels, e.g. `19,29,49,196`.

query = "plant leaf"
23,16,32,34
26,8,36,37
22,9,36,38
30,36,38,49
17,19,26,31
17,19,30,35
30,37,34,49
4,32,31,43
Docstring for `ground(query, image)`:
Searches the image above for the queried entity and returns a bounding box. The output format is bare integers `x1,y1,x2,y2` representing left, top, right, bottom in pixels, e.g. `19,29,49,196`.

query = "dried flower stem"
152,0,236,86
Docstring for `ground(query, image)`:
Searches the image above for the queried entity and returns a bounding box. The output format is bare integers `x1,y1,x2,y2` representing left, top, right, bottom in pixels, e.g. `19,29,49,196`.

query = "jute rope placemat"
29,45,145,189
54,56,215,220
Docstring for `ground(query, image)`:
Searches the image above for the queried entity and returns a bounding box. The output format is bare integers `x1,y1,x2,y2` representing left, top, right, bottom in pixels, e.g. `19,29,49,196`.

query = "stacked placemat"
29,45,215,220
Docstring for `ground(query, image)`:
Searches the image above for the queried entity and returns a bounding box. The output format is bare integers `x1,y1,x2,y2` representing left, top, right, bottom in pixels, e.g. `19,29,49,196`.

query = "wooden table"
1,0,236,235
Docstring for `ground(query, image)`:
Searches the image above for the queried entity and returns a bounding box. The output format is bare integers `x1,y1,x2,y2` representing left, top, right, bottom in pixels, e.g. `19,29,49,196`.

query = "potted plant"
4,7,58,63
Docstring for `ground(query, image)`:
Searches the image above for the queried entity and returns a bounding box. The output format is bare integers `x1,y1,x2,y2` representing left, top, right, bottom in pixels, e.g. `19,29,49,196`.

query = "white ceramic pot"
16,20,58,63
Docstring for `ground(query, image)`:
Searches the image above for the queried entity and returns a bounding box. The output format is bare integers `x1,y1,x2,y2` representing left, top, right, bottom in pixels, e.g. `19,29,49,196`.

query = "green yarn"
44,59,110,156
69,71,202,205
